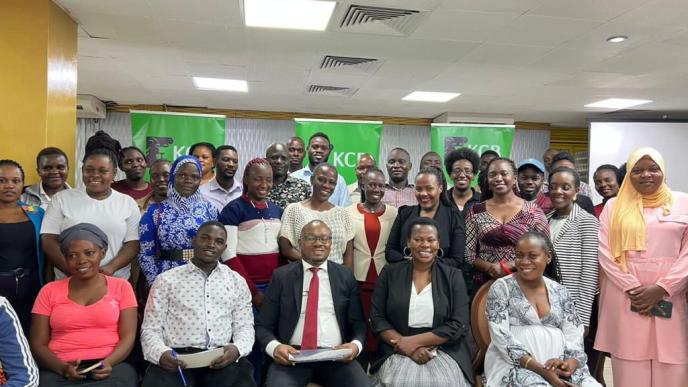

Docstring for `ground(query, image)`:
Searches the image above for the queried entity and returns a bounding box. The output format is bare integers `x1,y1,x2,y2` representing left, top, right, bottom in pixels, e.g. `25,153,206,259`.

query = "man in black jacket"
256,220,370,387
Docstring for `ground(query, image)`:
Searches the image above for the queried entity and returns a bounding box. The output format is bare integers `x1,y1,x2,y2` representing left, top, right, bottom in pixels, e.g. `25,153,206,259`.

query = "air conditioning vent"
339,4,424,36
320,55,382,74
307,85,358,97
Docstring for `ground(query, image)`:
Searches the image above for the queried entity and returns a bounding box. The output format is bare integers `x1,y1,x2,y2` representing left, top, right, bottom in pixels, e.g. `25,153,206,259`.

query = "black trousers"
265,360,371,387
39,363,137,387
0,272,40,334
141,358,256,387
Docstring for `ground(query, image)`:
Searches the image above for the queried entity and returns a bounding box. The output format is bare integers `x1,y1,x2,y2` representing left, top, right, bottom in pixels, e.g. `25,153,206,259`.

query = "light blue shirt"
198,177,243,212
291,167,352,207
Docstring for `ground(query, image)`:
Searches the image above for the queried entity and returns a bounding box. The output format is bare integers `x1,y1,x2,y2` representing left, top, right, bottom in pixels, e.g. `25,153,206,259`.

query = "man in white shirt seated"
256,220,370,387
140,221,256,387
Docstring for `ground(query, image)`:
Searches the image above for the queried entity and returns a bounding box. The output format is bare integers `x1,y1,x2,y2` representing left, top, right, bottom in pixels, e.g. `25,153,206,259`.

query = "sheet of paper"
288,348,352,363
176,347,224,368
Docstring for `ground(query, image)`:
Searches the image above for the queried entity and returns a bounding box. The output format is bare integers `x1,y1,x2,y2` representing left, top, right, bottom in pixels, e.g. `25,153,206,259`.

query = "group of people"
0,128,685,387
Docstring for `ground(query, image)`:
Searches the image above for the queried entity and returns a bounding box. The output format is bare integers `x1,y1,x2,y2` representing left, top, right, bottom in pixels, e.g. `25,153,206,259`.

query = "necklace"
249,199,269,244
361,202,384,213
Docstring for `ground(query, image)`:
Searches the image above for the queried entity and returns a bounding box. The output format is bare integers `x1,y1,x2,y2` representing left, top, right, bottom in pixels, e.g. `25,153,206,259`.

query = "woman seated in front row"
370,217,473,387
485,231,600,387
30,223,138,387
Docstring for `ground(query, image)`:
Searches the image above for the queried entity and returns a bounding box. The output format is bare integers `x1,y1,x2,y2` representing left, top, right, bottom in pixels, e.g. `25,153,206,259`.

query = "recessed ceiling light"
584,98,651,109
244,0,336,31
606,35,628,43
192,77,248,92
402,91,461,103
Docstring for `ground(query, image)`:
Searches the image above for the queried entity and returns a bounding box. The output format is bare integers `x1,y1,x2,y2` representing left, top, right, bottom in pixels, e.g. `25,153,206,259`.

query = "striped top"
0,297,38,387
219,196,284,295
547,203,600,326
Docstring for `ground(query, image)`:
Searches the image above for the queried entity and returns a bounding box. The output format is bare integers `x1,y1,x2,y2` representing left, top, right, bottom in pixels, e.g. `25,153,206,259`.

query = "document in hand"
176,347,225,368
288,348,352,363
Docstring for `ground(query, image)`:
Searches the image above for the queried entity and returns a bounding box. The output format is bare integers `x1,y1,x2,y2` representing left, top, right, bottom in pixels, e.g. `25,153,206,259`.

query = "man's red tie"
301,267,320,350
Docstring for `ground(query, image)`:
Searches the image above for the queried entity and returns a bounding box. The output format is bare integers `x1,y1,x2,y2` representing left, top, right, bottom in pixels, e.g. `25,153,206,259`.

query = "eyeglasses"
451,168,474,176
302,235,333,243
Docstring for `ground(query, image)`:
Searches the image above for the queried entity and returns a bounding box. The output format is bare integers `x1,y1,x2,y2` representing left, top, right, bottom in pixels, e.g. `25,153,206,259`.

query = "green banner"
294,119,382,184
430,124,515,183
131,111,226,172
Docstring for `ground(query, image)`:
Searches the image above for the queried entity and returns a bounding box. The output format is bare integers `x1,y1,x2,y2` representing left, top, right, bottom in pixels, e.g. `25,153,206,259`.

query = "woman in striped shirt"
546,166,602,383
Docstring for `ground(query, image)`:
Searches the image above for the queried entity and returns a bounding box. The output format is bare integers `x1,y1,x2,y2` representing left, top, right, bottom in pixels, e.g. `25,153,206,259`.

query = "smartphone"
630,300,673,318
76,361,102,375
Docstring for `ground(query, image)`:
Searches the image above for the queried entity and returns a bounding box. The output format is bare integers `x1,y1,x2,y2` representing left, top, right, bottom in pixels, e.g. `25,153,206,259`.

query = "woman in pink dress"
595,147,688,386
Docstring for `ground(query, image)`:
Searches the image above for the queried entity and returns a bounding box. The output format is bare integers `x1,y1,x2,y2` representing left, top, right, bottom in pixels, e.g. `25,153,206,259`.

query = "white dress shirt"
141,261,254,364
265,260,362,358
408,282,434,328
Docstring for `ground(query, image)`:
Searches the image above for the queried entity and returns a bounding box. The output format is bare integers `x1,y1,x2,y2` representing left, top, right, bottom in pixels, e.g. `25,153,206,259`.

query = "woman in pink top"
30,223,138,386
596,147,688,386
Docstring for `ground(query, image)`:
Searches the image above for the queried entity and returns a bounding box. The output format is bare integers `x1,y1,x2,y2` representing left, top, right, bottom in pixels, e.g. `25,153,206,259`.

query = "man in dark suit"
256,220,371,387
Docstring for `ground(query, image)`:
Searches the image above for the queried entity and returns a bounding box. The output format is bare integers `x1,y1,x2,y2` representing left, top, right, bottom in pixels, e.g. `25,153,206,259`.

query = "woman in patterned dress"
465,158,550,293
137,155,218,287
484,231,600,387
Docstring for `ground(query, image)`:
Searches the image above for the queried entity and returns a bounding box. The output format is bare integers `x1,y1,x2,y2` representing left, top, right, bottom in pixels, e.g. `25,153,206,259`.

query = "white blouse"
408,282,434,328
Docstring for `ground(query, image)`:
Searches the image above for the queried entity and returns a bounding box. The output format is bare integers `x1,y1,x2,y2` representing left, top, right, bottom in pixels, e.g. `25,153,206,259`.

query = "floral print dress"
484,276,601,387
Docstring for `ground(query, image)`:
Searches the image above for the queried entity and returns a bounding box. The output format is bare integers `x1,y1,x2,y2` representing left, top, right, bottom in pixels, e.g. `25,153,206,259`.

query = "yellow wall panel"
0,0,76,185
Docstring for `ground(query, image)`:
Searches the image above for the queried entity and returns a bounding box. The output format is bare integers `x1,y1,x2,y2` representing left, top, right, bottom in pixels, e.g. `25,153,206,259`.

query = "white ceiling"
57,0,688,126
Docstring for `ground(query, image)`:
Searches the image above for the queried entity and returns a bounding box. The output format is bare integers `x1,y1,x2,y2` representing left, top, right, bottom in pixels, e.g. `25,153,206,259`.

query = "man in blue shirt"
290,133,351,207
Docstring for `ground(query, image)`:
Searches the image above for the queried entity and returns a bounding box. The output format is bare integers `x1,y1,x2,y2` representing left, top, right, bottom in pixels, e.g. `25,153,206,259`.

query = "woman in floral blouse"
484,231,600,387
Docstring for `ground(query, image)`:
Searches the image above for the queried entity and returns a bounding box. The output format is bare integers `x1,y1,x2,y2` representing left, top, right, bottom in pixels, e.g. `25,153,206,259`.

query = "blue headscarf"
168,155,204,212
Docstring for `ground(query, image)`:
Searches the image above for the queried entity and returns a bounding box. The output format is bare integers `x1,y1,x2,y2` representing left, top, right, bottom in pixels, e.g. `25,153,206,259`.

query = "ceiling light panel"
193,77,248,92
244,0,336,31
584,98,652,109
402,91,460,103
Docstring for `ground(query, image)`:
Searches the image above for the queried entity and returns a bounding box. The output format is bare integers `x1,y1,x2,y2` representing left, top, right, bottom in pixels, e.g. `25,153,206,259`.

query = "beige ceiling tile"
436,0,545,13
411,10,520,42
488,15,603,47
526,0,651,21
460,43,553,66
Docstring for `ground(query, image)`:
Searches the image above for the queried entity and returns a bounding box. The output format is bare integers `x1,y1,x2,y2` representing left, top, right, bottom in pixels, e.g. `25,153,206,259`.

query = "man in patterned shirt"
140,221,256,387
266,143,311,209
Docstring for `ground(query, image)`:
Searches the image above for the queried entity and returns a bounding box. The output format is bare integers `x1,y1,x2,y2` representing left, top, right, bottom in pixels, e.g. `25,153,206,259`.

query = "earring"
437,248,445,258
403,246,412,259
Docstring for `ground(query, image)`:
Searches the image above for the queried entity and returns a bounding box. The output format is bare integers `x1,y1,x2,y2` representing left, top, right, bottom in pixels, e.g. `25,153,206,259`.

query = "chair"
471,279,494,387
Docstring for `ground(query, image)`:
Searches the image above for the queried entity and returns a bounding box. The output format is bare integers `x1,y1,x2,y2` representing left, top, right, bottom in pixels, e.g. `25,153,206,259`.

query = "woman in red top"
347,168,398,365
592,164,621,218
30,223,138,387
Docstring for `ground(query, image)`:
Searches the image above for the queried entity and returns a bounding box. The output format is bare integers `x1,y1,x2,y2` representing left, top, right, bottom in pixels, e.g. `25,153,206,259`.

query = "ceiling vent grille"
320,55,382,74
339,5,424,36
307,85,358,97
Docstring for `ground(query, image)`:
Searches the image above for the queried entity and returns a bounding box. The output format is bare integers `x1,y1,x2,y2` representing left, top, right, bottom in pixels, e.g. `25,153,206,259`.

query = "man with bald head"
257,220,369,386
266,143,311,209
347,153,375,204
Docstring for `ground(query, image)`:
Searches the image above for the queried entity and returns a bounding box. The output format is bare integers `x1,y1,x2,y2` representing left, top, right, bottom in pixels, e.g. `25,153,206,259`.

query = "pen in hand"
170,350,187,387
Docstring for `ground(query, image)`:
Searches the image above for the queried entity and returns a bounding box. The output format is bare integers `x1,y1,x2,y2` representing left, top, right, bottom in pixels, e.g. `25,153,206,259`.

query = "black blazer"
256,261,367,350
385,204,466,268
369,261,474,384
